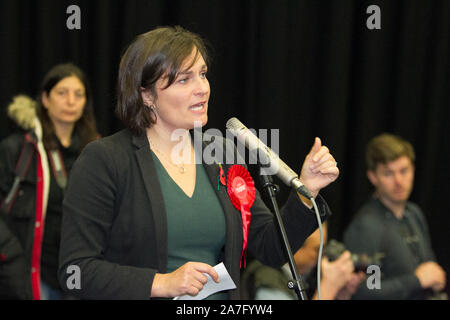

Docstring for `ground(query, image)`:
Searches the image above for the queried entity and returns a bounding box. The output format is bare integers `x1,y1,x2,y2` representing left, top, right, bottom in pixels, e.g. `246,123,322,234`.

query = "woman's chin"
188,115,208,129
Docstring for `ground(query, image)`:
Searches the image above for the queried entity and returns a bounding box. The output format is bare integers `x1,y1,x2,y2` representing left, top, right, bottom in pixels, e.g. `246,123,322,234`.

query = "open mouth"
189,101,206,112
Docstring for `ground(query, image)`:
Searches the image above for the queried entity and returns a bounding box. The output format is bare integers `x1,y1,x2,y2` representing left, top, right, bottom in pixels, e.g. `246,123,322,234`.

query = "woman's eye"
178,78,188,84
200,72,207,79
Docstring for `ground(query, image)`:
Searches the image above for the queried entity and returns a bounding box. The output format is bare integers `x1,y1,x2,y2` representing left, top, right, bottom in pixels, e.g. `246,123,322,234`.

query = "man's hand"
415,261,446,292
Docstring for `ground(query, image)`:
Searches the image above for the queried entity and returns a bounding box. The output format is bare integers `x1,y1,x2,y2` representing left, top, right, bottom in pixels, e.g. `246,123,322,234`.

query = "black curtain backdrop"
1,0,449,293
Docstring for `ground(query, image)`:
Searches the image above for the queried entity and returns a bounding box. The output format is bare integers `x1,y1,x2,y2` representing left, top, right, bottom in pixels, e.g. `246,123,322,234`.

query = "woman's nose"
67,92,76,105
193,77,209,97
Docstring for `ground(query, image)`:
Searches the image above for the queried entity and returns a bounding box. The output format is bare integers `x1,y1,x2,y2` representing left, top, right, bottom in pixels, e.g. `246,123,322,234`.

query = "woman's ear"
140,87,154,107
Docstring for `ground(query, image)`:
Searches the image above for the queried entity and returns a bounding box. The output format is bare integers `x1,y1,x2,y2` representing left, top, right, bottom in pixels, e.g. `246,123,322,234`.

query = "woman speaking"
58,26,339,300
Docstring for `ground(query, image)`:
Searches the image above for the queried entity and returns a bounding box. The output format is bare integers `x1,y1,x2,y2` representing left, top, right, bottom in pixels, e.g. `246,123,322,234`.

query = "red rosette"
226,165,255,268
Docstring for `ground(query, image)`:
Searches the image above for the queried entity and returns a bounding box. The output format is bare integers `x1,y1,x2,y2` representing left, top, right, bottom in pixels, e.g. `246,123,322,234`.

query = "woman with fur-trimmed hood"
0,63,98,299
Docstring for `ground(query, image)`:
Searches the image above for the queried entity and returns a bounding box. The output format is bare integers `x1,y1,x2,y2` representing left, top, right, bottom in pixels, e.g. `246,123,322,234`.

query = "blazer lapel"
132,134,168,272
201,140,243,275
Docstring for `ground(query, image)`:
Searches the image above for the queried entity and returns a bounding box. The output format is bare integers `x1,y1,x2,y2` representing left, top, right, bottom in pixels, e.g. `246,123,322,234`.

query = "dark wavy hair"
116,26,209,136
37,63,98,151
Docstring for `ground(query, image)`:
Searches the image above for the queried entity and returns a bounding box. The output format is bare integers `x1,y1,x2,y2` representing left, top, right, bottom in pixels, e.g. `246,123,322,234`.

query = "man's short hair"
366,133,415,171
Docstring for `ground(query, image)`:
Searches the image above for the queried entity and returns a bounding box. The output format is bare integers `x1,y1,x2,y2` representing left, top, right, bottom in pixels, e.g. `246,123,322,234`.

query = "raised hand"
299,137,339,197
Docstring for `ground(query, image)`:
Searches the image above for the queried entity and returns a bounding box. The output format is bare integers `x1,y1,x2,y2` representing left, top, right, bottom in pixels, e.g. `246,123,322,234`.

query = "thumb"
308,137,322,156
337,250,351,262
321,256,330,269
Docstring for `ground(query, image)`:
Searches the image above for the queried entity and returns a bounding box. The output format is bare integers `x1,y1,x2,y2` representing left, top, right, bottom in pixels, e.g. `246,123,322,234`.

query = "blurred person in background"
344,133,446,299
0,63,98,299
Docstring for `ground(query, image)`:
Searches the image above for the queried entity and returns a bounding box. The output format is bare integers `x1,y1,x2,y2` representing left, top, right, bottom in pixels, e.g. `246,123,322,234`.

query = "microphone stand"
259,170,308,300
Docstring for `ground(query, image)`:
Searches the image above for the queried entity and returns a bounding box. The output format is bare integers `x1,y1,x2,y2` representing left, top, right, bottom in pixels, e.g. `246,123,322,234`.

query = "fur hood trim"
7,95,44,141
7,95,38,131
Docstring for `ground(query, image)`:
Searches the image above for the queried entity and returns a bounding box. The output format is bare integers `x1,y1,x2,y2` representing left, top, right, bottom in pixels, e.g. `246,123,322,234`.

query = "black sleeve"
58,140,156,300
248,188,331,268
0,135,29,299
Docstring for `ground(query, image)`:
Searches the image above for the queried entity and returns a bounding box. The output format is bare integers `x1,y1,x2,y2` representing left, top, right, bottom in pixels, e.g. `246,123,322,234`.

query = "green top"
152,152,228,300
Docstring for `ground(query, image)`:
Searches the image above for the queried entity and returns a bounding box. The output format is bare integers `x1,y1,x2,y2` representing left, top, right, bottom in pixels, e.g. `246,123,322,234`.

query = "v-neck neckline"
151,150,197,199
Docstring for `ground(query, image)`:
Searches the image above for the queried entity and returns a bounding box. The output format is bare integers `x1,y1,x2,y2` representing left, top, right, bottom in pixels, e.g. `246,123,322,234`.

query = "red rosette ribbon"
226,165,255,268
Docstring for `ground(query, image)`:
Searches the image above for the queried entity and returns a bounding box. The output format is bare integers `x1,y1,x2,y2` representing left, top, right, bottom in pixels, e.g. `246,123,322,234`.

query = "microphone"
226,117,313,199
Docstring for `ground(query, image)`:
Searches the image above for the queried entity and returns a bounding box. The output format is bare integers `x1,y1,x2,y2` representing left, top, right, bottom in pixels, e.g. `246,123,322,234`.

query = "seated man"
343,133,446,299
241,222,365,300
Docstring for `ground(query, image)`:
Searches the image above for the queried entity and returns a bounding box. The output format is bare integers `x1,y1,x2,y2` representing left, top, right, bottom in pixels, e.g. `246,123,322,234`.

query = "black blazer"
58,129,331,300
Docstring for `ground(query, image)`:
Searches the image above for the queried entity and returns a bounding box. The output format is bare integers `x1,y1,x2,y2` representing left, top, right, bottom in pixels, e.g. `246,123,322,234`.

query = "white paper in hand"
173,262,236,300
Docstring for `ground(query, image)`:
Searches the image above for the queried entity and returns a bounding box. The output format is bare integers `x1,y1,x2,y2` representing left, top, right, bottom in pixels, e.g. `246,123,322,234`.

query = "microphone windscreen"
226,117,244,131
